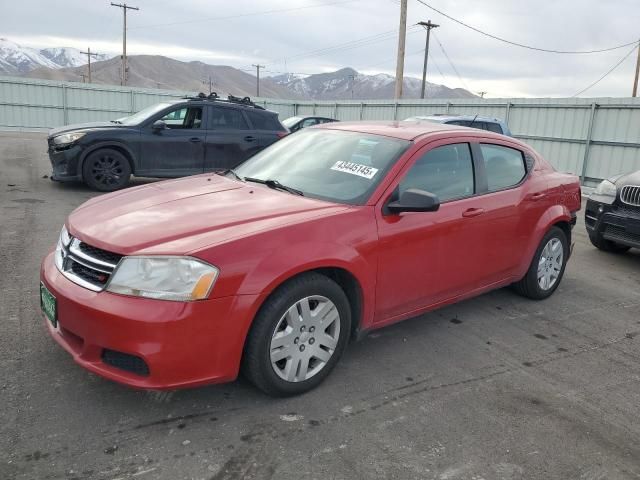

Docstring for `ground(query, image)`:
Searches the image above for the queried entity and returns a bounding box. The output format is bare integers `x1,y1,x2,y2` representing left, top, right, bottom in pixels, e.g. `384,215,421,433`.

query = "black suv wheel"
82,148,131,192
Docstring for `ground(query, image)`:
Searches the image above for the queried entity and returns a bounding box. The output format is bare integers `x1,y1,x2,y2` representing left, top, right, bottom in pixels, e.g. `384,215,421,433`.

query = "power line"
131,0,358,30
414,0,639,54
571,44,639,97
433,31,471,91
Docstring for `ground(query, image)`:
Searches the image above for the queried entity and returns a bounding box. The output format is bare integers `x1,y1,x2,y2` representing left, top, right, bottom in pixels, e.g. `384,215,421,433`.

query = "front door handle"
462,208,485,218
244,136,256,142
189,137,202,143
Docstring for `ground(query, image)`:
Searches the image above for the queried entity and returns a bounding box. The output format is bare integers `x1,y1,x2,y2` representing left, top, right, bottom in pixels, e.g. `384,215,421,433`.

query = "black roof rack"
183,92,265,110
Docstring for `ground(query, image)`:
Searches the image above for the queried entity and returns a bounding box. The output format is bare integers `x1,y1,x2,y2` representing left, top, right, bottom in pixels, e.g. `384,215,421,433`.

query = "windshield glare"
282,116,302,128
118,102,173,125
234,129,410,205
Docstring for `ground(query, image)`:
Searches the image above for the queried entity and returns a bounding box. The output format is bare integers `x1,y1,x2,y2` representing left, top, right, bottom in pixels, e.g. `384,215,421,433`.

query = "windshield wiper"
110,120,122,124
216,169,243,181
244,177,304,196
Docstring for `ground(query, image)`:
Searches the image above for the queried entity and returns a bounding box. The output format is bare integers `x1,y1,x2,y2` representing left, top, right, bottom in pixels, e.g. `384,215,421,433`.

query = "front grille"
57,238,121,291
620,185,640,207
616,204,640,219
603,224,640,246
102,349,150,376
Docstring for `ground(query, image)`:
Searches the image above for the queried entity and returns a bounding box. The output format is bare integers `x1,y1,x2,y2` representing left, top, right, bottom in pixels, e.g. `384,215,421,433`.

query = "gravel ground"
1,131,639,480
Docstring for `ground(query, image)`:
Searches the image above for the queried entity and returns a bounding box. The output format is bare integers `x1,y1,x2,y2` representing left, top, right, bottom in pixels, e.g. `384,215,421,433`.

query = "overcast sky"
3,0,640,98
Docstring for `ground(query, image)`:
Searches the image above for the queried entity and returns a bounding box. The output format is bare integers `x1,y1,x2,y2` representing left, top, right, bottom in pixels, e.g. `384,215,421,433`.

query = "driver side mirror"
152,120,167,132
386,188,440,214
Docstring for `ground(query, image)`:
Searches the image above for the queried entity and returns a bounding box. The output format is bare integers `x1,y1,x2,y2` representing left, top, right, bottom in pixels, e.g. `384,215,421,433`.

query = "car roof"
408,114,504,123
315,120,525,145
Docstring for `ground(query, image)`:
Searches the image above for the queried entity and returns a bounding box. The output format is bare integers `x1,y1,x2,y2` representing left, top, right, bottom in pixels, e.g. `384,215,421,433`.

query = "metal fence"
2,75,640,186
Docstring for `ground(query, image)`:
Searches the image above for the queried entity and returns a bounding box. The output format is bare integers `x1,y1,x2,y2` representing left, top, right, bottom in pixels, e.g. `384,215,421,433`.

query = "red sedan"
40,121,581,396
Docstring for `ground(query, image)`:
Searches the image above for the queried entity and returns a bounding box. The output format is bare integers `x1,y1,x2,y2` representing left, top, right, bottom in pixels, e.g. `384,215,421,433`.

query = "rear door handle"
462,208,485,218
529,192,546,201
244,136,256,142
189,137,202,143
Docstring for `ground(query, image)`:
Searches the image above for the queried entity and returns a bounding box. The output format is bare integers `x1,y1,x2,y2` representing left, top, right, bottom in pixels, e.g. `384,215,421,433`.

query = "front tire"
242,272,351,396
82,148,131,192
513,226,568,300
588,231,630,253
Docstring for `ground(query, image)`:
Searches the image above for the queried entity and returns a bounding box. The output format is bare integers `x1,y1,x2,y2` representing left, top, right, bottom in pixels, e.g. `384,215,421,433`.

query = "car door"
203,106,255,171
138,104,205,176
374,139,488,323
470,141,549,283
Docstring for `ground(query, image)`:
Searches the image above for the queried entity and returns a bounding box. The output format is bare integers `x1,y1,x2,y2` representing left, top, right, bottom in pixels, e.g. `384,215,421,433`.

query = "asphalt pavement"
1,131,639,480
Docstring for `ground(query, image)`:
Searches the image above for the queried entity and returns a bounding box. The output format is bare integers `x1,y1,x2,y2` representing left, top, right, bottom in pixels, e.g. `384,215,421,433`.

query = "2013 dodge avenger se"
40,121,581,396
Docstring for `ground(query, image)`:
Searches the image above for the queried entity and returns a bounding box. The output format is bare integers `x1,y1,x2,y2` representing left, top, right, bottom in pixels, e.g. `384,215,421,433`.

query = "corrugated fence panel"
3,75,640,182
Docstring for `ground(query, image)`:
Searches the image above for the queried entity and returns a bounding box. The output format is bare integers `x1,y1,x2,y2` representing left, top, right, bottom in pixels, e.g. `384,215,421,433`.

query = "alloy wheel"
90,154,125,187
537,237,563,291
269,295,341,383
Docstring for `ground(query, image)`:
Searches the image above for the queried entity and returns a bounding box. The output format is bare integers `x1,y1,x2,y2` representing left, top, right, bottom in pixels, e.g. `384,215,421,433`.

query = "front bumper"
40,251,261,389
48,143,83,182
585,198,640,248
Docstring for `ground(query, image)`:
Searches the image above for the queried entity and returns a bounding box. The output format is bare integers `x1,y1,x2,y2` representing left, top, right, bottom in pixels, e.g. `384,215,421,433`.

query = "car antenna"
468,114,479,128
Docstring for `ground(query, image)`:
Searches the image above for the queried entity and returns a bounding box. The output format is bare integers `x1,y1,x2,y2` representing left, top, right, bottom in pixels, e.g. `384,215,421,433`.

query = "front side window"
399,143,475,202
234,129,409,205
480,144,526,191
160,107,202,129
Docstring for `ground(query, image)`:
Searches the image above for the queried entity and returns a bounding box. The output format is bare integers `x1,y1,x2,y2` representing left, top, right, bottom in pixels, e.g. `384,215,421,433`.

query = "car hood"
614,170,640,187
49,122,124,137
67,175,348,255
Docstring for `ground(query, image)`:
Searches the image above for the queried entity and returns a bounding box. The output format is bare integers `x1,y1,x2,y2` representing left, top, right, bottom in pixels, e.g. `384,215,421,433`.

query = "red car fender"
515,204,573,279
236,240,377,332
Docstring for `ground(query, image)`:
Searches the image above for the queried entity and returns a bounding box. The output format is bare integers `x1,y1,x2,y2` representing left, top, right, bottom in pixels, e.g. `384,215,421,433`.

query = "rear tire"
588,232,630,253
242,272,351,396
513,226,568,300
82,148,131,192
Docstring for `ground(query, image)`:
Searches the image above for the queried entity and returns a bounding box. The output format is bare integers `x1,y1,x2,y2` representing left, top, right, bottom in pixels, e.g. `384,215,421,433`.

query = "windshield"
282,116,303,128
117,102,174,125
234,129,410,205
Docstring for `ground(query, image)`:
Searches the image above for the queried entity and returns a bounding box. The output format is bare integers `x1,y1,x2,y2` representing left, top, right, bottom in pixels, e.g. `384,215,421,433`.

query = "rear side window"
480,144,526,191
399,143,474,202
483,122,503,134
246,111,282,131
209,107,249,130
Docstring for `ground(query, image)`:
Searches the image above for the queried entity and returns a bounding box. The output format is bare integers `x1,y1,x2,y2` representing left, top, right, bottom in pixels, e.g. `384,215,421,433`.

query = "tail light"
277,131,289,139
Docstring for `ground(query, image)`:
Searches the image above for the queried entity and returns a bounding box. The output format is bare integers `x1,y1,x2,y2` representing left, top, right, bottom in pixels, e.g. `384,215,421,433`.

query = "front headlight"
106,256,219,301
592,179,617,204
54,225,72,270
52,132,86,145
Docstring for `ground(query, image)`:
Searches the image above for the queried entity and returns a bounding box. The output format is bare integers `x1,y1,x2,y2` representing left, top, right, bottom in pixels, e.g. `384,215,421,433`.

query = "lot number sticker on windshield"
331,161,379,179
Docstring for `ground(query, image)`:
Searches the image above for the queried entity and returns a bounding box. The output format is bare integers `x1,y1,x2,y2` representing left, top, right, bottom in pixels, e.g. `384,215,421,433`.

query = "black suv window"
447,120,471,127
399,143,474,202
246,111,281,130
480,144,526,191
160,106,202,129
209,107,249,130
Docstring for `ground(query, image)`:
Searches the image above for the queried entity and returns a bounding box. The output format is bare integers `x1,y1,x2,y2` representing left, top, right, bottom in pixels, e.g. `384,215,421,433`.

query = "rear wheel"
513,226,568,300
82,148,131,192
242,272,351,396
588,231,630,253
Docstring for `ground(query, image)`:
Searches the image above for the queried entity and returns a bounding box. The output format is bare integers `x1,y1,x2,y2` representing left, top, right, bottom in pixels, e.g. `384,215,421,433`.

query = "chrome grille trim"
56,238,121,292
620,185,640,207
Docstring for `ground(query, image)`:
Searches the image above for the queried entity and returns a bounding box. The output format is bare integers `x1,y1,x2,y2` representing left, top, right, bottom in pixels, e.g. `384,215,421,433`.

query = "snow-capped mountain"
40,47,108,69
271,67,475,100
0,38,109,75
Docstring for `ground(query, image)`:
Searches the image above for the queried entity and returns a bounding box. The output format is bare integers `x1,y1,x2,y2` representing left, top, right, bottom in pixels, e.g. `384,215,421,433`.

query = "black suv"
47,94,287,191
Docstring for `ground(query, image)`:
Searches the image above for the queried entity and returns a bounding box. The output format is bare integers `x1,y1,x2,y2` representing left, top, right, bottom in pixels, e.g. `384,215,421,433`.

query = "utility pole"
203,75,213,95
394,0,408,99
418,20,439,99
477,91,487,98
111,2,139,86
348,74,355,99
80,74,87,83
633,40,640,97
252,64,265,97
80,47,99,83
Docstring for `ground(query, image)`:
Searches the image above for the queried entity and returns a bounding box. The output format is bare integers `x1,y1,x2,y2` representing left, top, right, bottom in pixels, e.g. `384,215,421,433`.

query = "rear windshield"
234,129,410,205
